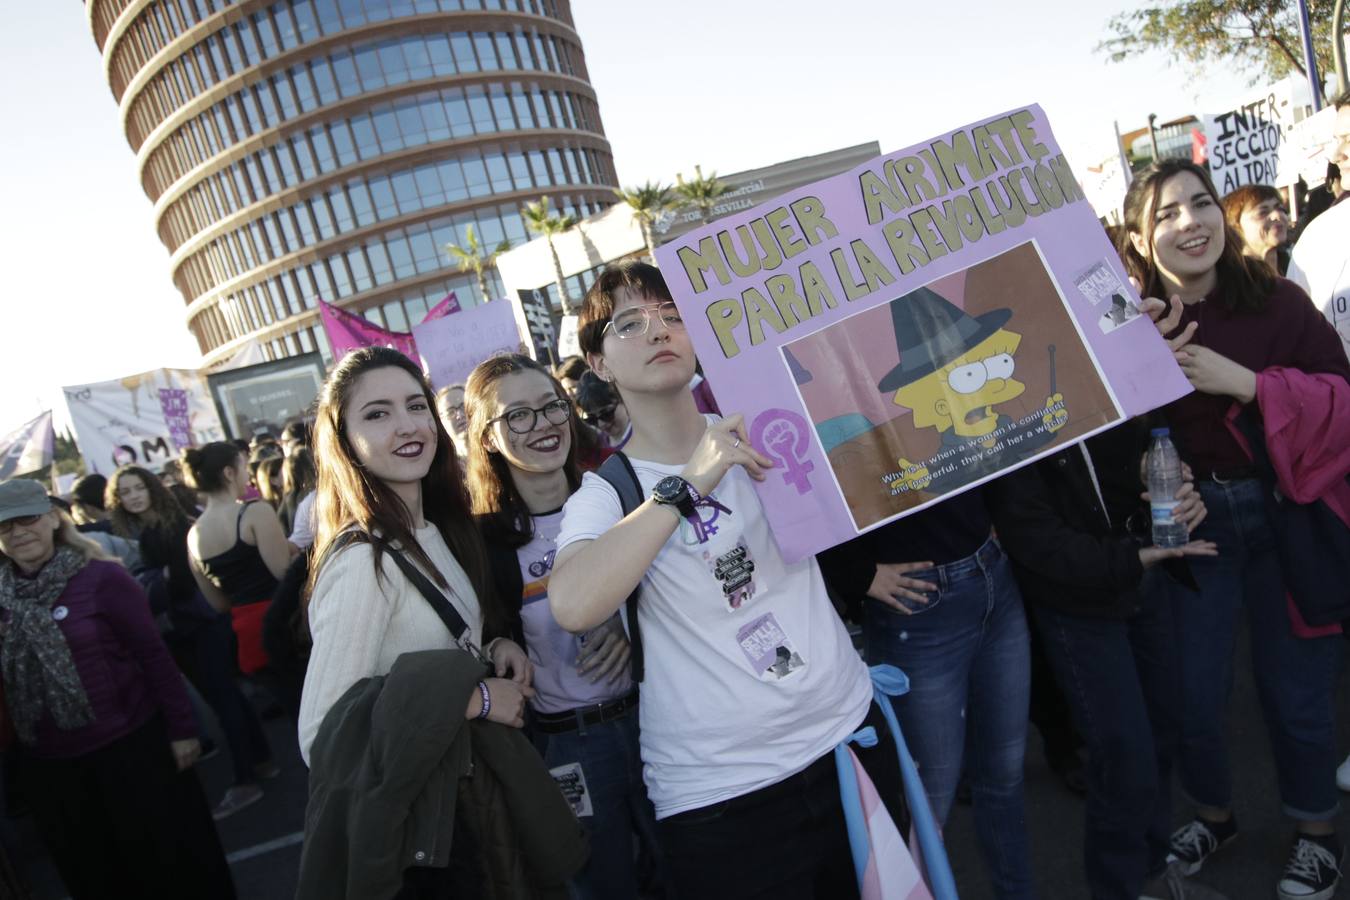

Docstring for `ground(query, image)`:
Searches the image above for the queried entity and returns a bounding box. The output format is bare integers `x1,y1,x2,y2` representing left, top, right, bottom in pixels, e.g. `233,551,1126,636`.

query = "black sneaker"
1277,836,1342,900
1166,817,1237,876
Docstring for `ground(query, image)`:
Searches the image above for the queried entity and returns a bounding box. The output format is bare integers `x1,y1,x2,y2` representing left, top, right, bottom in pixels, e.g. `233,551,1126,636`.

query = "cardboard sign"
414,299,525,390
1202,82,1299,191
654,104,1191,562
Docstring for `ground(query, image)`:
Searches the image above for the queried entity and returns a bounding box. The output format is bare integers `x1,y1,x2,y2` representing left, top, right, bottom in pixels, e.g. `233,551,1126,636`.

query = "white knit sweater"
297,524,481,765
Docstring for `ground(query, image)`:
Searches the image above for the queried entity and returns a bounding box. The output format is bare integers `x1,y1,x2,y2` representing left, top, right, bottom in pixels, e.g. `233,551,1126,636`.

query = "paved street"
15,624,1350,899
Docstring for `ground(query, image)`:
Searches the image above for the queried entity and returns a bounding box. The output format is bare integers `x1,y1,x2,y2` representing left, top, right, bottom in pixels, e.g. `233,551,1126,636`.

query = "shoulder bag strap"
596,451,647,682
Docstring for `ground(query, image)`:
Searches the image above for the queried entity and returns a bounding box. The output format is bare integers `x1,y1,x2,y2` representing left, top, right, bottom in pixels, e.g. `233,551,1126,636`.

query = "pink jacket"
1226,367,1350,636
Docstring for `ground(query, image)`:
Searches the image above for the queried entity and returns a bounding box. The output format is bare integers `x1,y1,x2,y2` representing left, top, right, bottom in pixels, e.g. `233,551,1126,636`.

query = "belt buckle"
1211,471,1234,485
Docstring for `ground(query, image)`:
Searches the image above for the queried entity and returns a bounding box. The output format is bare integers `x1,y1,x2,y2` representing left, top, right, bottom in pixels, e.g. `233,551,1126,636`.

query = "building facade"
87,0,617,366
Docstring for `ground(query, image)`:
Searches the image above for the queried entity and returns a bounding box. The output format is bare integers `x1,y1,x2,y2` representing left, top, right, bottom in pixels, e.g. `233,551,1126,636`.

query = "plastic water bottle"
1146,428,1188,548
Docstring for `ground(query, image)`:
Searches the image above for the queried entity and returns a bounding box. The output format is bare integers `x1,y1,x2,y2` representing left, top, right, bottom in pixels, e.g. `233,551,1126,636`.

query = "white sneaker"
1336,754,1350,792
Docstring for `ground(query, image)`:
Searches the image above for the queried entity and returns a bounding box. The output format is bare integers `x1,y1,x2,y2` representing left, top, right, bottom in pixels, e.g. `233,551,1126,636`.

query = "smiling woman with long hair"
1121,159,1350,900
298,347,533,761
465,354,658,899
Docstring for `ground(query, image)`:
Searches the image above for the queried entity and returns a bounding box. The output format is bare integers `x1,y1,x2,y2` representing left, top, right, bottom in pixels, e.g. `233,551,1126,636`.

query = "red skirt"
230,601,272,674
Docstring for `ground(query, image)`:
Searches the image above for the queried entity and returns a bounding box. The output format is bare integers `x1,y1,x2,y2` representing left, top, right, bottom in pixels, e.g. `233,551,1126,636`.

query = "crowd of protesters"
0,89,1347,900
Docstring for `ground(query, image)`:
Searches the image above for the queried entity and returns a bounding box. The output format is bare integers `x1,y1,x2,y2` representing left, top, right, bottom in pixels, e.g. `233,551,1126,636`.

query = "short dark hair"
574,370,620,414
578,261,673,357
553,355,588,381
1334,88,1350,111
282,420,308,444
72,474,108,509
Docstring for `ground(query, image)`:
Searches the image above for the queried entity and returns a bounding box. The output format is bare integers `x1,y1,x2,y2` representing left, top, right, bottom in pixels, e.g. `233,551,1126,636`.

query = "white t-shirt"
556,441,872,819
1289,200,1350,358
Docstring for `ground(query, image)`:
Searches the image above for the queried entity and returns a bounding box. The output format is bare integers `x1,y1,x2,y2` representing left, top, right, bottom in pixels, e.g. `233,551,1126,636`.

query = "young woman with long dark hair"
298,346,533,760
108,463,276,820
1121,159,1350,900
465,354,659,899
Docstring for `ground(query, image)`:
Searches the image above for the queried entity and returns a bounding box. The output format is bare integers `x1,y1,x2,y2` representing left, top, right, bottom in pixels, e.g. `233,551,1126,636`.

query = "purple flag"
319,299,419,361
421,291,462,323
0,411,55,479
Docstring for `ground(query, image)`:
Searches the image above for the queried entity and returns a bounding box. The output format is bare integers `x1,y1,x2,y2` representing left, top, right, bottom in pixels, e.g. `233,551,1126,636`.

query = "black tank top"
197,502,279,606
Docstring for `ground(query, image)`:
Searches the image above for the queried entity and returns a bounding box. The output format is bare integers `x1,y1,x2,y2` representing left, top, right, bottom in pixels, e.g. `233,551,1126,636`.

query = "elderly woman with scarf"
0,479,233,900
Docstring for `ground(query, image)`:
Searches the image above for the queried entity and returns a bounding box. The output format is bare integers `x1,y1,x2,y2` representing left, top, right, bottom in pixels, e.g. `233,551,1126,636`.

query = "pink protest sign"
413,299,526,390
319,299,419,360
654,104,1192,563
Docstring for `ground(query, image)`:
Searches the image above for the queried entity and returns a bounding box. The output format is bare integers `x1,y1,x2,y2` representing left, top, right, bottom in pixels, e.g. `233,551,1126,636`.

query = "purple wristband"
476,681,491,720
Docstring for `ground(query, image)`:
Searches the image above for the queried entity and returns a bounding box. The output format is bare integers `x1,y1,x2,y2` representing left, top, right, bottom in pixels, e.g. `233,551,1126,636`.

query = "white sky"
0,0,1266,437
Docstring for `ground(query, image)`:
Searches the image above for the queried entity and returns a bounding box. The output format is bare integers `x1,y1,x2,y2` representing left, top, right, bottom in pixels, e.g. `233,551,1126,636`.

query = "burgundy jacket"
3,559,196,758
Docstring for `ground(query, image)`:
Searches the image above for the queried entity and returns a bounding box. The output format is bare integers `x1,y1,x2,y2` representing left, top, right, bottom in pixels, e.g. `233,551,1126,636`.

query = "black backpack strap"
596,451,647,682
316,530,470,643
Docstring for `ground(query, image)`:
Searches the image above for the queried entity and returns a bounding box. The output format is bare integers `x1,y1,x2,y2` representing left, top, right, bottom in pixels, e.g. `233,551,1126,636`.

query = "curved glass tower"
87,0,616,365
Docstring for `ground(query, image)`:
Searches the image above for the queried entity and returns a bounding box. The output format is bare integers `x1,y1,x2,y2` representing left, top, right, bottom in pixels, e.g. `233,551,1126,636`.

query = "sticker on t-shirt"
736,612,806,680
550,762,593,817
709,539,756,610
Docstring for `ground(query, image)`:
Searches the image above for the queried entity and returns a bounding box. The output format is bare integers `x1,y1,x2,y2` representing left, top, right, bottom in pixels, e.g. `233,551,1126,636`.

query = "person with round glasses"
465,353,656,899
0,478,234,899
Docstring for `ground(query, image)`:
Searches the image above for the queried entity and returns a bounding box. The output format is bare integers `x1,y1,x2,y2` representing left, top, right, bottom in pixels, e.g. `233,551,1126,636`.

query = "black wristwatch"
652,475,698,519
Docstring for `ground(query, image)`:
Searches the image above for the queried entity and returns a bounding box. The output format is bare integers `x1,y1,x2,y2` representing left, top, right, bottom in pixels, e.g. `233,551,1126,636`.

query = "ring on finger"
732,438,741,449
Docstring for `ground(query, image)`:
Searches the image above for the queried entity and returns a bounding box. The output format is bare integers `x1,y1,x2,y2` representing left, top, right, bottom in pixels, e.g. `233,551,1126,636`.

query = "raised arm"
550,415,772,632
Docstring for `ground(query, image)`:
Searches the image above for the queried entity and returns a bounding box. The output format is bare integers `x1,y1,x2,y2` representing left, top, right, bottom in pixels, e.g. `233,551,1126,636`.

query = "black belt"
1197,467,1259,482
533,691,638,734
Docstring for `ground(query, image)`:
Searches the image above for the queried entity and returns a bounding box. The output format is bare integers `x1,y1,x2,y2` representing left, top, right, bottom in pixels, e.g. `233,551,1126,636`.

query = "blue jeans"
535,710,664,900
863,538,1034,899
1033,576,1179,900
1165,478,1342,821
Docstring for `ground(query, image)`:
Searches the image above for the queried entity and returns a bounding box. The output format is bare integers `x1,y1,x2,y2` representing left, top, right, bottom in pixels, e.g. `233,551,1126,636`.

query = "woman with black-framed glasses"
466,353,664,900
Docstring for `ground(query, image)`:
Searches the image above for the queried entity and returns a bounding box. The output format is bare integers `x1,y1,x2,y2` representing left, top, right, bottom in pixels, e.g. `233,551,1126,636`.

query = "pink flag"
319,299,419,361
421,291,462,322
846,748,932,900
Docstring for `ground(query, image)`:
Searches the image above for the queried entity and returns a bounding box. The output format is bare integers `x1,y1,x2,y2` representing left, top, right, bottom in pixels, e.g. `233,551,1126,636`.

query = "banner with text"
207,353,326,439
64,369,226,475
414,299,526,390
654,104,1192,562
1201,82,1300,191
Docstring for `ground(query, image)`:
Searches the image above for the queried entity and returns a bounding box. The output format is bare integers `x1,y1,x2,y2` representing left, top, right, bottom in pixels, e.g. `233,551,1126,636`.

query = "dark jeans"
1033,575,1179,900
177,611,272,785
20,716,235,900
657,702,903,900
863,538,1034,899
535,709,665,900
1165,478,1342,821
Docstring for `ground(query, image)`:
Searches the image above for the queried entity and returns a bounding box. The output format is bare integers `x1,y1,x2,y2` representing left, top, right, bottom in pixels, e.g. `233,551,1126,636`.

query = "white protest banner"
1202,80,1300,191
1278,106,1338,188
63,368,225,475
556,315,581,359
413,300,525,390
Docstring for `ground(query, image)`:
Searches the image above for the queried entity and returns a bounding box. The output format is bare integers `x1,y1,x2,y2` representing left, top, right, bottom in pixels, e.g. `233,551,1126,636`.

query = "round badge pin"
52,606,69,622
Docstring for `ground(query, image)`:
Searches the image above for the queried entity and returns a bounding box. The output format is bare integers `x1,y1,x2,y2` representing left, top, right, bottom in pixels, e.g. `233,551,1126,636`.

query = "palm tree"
444,224,511,305
614,181,673,261
674,165,730,224
521,196,581,314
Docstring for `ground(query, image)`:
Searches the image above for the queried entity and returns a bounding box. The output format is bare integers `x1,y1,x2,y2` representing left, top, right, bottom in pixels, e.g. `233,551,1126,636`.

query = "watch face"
653,476,688,503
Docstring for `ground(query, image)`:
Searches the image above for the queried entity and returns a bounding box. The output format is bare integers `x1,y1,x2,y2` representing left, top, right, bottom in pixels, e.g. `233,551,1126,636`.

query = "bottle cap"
1150,427,1170,437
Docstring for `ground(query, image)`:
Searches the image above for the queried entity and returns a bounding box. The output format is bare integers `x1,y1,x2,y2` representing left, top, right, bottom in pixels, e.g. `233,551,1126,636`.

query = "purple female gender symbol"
749,409,816,495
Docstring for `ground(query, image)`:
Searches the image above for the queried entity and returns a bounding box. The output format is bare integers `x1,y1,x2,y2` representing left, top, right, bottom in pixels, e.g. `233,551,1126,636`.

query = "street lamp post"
1147,114,1160,161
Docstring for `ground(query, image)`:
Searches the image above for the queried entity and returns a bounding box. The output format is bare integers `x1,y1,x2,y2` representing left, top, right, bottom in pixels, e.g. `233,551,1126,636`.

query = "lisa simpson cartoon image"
879,287,1069,493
